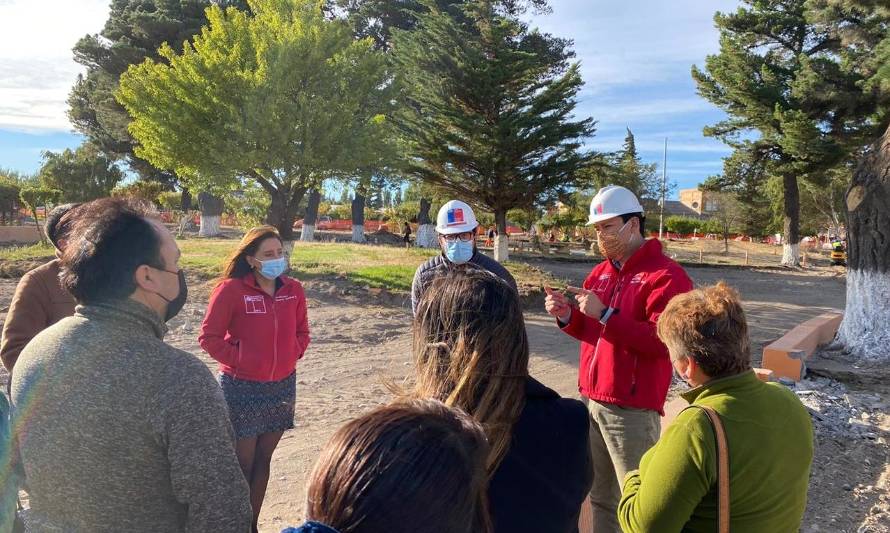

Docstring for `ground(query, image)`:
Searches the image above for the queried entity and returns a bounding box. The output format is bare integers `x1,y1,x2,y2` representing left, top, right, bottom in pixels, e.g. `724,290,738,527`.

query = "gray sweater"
411,251,518,315
10,299,252,532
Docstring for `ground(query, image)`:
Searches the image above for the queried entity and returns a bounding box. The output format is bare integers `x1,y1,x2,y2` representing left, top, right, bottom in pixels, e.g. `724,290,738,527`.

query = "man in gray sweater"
10,198,252,532
411,200,517,315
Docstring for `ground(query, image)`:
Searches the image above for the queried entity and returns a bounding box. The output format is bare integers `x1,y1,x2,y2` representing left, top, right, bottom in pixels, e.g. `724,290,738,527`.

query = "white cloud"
0,0,108,132
583,97,713,125
529,0,742,91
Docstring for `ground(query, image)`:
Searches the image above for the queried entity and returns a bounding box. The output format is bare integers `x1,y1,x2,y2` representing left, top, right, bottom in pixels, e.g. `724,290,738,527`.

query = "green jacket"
619,370,813,533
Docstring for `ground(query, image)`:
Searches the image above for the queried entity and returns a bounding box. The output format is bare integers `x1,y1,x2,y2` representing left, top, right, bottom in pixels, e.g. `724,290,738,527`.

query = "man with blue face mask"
411,200,517,316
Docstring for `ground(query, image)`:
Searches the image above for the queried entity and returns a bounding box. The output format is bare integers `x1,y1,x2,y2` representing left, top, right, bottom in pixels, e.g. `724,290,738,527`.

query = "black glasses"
442,232,475,242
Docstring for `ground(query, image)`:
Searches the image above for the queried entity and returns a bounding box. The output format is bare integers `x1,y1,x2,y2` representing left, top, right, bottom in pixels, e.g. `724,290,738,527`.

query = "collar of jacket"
605,238,664,274
76,298,168,340
240,272,288,293
681,369,759,404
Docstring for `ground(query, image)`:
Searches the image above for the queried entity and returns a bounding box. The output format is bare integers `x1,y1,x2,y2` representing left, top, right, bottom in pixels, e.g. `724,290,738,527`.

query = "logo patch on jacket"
244,295,267,314
630,273,646,284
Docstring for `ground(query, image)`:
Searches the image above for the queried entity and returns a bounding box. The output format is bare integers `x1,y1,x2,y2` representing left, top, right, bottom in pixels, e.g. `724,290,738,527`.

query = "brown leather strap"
685,405,730,533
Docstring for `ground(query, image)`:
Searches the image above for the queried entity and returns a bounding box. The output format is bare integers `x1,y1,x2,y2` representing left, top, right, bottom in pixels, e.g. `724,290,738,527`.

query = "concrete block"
801,312,843,345
762,347,807,381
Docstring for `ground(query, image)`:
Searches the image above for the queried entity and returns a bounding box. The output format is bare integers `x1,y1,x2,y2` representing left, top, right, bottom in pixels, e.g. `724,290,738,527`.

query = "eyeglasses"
442,232,475,242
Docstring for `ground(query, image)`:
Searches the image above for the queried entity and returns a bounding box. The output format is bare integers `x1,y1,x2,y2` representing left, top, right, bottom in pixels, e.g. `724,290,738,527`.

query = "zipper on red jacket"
271,294,279,381
587,276,625,392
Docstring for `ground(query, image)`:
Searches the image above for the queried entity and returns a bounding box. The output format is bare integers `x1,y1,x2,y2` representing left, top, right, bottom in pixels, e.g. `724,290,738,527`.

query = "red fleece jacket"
560,239,693,414
200,274,310,382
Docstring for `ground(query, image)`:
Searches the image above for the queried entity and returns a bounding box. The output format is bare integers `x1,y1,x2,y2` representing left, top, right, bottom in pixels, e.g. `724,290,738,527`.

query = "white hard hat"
587,185,644,225
436,200,479,234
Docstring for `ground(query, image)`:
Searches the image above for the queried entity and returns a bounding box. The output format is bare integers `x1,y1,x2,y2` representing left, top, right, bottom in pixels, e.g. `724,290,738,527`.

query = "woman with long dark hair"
413,268,592,532
199,226,310,532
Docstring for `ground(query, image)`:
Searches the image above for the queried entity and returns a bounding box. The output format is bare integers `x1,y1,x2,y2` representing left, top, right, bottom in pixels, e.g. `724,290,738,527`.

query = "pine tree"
391,0,595,260
692,0,850,265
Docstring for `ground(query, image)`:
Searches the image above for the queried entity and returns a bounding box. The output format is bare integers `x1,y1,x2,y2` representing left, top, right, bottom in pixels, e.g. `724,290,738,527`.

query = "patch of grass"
0,242,55,262
348,265,417,292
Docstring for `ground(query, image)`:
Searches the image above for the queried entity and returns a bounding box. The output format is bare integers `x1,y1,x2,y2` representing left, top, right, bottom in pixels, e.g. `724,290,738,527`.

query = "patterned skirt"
219,371,296,439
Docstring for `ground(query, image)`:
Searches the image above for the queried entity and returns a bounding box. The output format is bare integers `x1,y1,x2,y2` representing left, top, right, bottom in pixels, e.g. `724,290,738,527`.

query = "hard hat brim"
437,223,479,235
587,212,626,225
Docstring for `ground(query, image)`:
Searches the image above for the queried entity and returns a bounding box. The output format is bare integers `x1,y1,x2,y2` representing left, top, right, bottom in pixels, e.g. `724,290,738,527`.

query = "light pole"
659,137,667,239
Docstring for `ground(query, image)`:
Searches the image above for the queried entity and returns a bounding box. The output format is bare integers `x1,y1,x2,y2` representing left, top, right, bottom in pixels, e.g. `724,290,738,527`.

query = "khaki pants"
584,399,660,533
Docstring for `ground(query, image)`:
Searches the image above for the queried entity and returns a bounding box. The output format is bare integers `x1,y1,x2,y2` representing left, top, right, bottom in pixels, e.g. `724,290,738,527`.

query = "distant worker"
403,221,412,248
410,200,516,315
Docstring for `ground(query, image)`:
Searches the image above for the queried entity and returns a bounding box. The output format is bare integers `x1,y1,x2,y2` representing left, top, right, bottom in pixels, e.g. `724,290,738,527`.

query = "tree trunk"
494,208,509,262
197,192,225,237
351,192,366,243
181,187,193,212
301,189,321,242
781,174,801,266
266,186,306,241
415,197,437,248
836,125,890,362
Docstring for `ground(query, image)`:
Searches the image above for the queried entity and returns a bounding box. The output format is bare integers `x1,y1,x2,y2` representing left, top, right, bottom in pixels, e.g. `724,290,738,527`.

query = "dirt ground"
1,257,887,532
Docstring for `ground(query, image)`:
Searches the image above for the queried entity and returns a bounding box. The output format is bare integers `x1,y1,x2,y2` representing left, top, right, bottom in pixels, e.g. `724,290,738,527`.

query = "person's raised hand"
543,286,572,323
566,286,606,319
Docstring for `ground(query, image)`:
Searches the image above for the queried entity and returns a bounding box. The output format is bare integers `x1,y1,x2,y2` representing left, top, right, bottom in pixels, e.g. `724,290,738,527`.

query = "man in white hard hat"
543,185,692,532
411,200,517,315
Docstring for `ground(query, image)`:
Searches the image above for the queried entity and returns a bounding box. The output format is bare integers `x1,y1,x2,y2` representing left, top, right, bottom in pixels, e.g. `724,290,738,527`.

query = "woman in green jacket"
619,283,814,533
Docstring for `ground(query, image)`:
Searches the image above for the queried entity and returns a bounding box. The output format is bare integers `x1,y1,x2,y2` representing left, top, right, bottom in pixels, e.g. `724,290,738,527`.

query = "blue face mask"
257,256,288,279
444,239,474,264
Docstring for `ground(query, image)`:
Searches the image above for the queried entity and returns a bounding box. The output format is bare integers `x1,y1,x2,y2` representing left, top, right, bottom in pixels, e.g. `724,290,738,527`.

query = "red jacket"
199,274,310,382
560,239,692,414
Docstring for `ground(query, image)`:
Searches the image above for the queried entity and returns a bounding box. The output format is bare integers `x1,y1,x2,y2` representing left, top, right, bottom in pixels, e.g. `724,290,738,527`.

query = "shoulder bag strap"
684,404,730,533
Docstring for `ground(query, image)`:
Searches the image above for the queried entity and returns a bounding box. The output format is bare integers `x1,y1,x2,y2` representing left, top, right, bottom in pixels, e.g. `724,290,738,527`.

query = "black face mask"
156,269,188,322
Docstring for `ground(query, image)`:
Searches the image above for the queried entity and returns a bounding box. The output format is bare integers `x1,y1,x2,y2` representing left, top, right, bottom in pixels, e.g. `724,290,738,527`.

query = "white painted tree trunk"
494,234,509,262
415,224,438,248
836,270,890,362
352,225,366,243
300,224,315,242
199,215,221,237
781,242,799,266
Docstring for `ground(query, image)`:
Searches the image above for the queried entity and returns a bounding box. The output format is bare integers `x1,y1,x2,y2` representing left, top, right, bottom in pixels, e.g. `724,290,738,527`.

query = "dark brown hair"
219,226,282,281
305,399,491,533
60,198,163,304
656,282,752,379
45,202,82,248
412,267,528,474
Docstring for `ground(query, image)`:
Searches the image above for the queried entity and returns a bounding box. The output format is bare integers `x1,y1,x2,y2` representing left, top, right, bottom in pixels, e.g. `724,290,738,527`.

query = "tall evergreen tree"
692,0,851,265
68,0,248,205
803,0,890,361
392,0,595,260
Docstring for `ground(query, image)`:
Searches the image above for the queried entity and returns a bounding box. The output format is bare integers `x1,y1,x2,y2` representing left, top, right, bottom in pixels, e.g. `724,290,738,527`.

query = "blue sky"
0,0,740,197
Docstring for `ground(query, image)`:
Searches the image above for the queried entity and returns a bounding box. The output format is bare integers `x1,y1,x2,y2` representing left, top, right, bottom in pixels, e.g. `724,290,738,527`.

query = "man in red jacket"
544,185,692,532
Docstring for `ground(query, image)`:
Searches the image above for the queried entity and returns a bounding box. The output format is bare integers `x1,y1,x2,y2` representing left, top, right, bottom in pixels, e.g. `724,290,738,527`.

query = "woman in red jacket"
199,226,310,533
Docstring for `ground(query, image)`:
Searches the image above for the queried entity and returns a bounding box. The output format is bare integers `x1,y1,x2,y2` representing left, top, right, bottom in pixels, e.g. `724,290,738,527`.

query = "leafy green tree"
117,0,391,239
19,187,62,244
0,178,22,225
111,180,166,203
392,0,595,260
38,143,123,202
68,0,248,194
